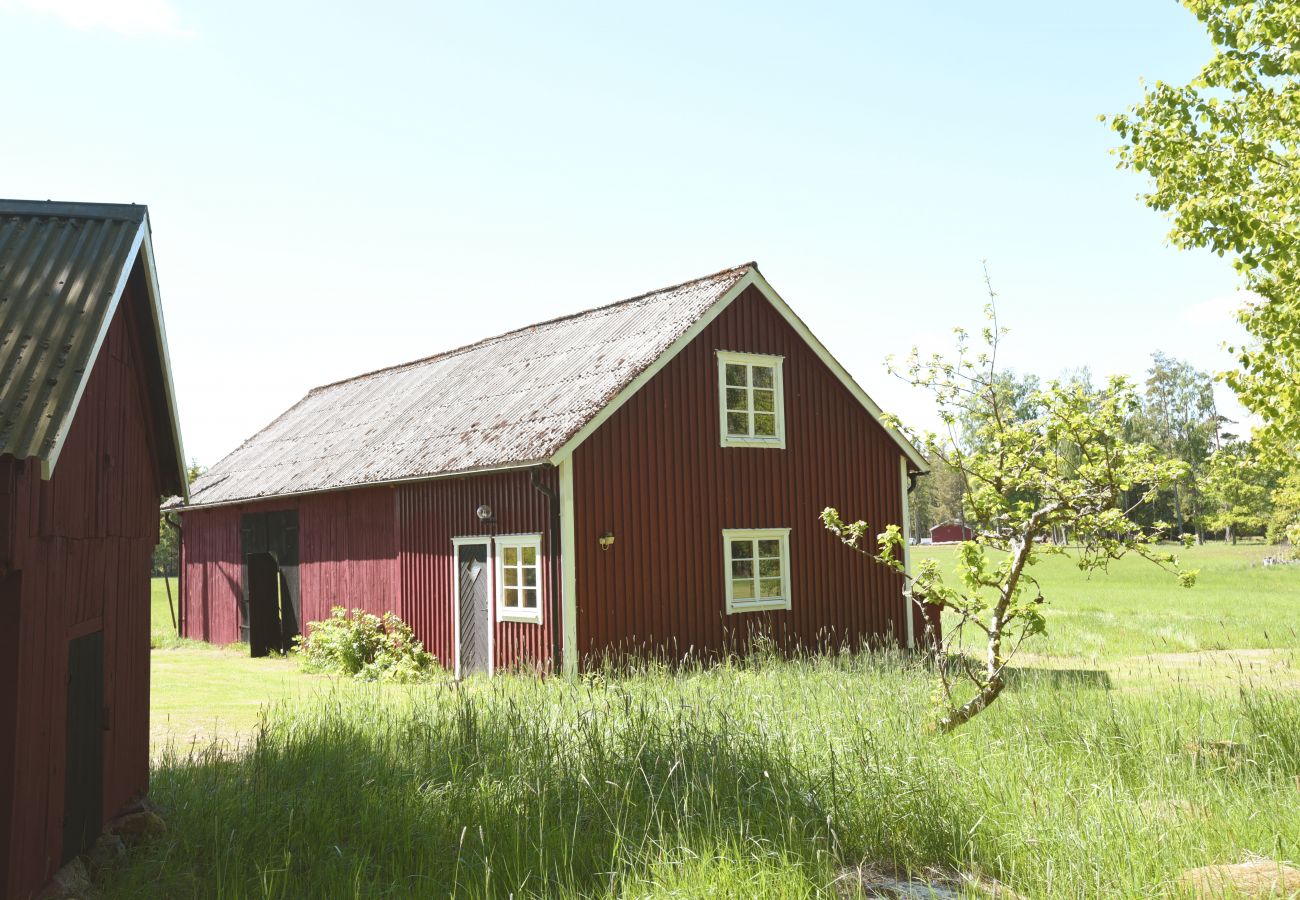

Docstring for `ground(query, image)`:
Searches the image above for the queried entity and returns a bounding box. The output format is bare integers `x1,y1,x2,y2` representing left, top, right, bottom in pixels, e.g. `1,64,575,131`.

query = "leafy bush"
296,607,439,682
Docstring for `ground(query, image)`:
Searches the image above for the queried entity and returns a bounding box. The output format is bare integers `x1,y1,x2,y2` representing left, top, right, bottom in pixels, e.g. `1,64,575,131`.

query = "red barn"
178,263,928,675
0,200,187,896
929,521,976,544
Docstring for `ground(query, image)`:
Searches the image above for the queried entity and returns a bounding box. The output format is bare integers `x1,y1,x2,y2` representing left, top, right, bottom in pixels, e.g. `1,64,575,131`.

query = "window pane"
725,363,748,387
726,412,749,436
730,540,753,560
521,588,537,609
504,567,518,586
759,557,781,577
731,560,753,579
760,578,783,598
752,366,774,388
758,539,781,558
726,388,748,411
504,587,518,607
523,567,537,587
754,413,777,436
752,389,775,412
522,545,537,566
732,578,755,600
504,547,517,566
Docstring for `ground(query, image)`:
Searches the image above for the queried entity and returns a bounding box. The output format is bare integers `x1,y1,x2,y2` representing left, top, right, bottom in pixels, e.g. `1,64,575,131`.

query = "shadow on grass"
101,682,917,898
1004,667,1112,691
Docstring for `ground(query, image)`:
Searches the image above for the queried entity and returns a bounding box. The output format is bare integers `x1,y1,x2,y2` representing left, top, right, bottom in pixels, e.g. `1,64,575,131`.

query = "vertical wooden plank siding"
571,285,908,665
2,281,164,897
181,487,400,646
181,468,556,673
396,468,555,672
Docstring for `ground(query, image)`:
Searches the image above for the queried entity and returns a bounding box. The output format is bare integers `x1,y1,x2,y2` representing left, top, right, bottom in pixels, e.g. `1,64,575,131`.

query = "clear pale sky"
1,0,1253,465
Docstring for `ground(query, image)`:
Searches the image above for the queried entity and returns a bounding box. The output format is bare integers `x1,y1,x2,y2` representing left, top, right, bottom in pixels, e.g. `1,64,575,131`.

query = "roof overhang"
547,267,930,472
171,458,548,512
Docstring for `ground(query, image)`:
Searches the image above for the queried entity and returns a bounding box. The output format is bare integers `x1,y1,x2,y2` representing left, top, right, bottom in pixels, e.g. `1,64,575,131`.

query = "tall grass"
105,648,1299,898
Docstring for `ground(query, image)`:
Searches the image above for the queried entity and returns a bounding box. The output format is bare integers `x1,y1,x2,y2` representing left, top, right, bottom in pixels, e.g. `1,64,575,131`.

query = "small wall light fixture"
475,504,494,522
599,531,616,551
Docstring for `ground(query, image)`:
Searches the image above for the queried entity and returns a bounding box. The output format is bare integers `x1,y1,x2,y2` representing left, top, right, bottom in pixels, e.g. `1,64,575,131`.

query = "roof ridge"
307,261,757,395
0,199,148,223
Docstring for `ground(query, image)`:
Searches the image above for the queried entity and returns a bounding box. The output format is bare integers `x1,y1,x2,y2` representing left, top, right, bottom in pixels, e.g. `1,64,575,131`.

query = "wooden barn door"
62,630,103,864
456,542,489,677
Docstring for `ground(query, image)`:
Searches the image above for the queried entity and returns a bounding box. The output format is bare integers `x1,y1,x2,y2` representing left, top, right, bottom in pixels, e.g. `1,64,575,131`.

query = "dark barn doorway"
240,511,300,657
62,630,103,864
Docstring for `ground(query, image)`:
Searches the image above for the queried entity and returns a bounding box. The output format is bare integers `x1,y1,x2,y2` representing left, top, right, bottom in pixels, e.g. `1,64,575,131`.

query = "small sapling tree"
823,278,1197,733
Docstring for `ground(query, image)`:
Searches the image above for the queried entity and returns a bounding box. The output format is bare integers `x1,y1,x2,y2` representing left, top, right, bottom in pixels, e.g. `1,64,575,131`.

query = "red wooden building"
179,263,928,675
929,521,976,544
0,200,187,896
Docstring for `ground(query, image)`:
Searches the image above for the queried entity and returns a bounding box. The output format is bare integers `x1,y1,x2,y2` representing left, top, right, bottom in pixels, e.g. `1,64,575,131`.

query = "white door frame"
451,536,493,679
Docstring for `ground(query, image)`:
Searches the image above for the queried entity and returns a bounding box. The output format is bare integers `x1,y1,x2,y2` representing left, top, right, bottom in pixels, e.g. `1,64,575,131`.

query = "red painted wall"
180,487,399,646
929,522,974,544
181,468,555,671
571,284,910,664
397,468,555,672
1,282,165,897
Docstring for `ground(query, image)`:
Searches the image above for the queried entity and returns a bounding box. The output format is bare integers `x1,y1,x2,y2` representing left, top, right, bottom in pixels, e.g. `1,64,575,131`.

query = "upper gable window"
717,351,785,448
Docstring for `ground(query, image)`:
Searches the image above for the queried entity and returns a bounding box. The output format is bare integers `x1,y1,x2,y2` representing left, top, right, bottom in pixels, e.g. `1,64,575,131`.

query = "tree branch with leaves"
823,279,1197,733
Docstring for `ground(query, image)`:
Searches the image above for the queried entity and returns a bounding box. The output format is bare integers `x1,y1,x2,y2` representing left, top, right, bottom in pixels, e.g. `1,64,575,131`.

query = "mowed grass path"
917,541,1300,693
122,545,1299,898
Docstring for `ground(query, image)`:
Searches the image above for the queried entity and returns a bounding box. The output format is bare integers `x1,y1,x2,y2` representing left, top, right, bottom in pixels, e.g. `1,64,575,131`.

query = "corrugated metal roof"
186,264,755,507
0,200,147,470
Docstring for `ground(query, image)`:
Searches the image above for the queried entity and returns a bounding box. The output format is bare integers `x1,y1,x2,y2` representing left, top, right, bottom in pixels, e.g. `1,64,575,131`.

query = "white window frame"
716,350,786,449
722,528,792,613
494,533,544,624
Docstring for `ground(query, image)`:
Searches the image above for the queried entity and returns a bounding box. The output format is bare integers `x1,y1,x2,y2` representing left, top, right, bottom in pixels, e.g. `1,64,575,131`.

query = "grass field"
109,544,1298,898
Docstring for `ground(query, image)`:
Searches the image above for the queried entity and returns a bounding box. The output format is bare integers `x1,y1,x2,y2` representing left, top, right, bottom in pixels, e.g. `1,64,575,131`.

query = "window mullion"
747,370,755,436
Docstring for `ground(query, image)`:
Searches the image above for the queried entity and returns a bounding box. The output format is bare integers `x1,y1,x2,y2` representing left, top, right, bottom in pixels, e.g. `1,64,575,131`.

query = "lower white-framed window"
495,533,543,623
722,528,791,613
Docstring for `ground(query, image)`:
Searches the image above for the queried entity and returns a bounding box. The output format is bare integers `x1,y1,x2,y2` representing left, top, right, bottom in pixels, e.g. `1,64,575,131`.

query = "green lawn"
116,544,1298,898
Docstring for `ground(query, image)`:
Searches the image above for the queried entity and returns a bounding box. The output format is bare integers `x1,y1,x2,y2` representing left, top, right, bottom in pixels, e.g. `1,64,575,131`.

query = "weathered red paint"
571,285,911,663
0,280,173,897
929,522,975,544
181,468,555,672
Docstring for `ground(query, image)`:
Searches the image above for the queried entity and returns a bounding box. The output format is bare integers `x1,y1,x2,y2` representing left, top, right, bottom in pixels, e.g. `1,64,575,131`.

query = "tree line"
908,351,1300,548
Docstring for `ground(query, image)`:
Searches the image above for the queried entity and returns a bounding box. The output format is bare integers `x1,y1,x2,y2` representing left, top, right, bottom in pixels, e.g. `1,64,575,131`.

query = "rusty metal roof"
186,264,756,506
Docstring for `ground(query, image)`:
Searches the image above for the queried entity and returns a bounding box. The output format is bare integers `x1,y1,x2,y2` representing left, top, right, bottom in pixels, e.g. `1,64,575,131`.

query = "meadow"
111,543,1299,898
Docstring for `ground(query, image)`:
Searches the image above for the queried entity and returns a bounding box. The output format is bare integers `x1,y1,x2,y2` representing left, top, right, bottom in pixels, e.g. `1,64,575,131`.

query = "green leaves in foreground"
1108,0,1300,456
826,285,1196,732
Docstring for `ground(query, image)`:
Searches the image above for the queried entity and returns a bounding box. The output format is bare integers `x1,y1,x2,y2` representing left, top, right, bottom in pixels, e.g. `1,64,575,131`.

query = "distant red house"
929,521,976,543
178,263,931,675
0,200,187,896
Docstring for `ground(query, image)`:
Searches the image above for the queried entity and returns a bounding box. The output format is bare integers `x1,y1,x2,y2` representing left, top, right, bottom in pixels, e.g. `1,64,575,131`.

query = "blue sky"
1,1,1251,464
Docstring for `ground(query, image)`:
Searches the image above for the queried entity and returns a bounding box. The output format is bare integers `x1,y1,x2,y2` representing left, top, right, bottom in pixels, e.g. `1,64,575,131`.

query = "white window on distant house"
717,351,785,448
722,528,791,613
496,534,543,623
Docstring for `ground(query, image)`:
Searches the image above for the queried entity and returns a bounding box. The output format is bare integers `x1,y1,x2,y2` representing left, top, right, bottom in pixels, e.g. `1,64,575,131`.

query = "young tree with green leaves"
823,285,1196,733
1202,437,1277,541
1109,0,1300,455
1135,352,1221,539
1269,466,1300,549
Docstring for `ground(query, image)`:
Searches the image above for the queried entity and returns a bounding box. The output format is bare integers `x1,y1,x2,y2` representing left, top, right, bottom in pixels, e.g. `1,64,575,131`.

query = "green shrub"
296,607,439,682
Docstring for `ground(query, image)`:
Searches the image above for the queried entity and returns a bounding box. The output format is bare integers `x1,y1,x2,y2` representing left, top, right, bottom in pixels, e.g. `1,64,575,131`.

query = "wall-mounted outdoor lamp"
599,531,616,551
476,504,494,522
